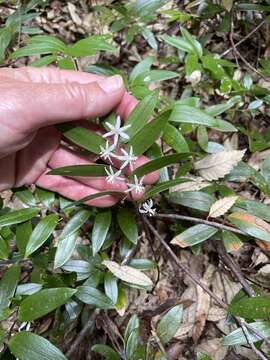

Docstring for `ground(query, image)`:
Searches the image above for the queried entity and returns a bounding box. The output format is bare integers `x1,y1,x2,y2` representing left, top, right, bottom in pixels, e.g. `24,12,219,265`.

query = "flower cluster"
99,115,157,216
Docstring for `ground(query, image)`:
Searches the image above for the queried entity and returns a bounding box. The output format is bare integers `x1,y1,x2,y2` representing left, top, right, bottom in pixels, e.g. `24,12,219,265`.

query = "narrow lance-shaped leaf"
0,208,39,228
25,214,59,257
132,153,189,178
117,208,138,244
229,212,270,243
125,92,158,139
104,272,118,305
169,104,237,132
163,123,189,153
92,210,112,256
222,231,243,252
54,231,79,269
229,296,270,319
143,177,191,200
9,332,68,360
157,305,183,344
59,209,90,241
171,224,218,248
18,288,77,321
129,111,169,156
223,321,270,346
168,191,215,212
48,164,109,177
92,345,120,360
76,286,115,309
58,124,105,154
0,264,20,308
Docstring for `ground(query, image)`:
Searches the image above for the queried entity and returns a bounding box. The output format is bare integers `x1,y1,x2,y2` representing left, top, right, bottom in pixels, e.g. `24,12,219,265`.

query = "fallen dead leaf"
209,196,238,218
196,338,227,360
194,150,246,181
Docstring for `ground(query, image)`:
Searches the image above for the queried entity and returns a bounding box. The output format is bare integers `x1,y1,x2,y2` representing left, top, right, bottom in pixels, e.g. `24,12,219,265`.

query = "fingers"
0,67,103,84
0,67,138,123
11,75,125,131
36,169,120,207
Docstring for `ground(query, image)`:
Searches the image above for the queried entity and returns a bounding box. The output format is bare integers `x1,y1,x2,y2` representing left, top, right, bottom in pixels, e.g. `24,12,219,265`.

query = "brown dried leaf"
194,150,245,181
209,196,238,218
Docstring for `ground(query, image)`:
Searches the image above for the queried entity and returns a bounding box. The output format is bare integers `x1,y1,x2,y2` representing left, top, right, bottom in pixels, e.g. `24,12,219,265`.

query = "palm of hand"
0,67,159,207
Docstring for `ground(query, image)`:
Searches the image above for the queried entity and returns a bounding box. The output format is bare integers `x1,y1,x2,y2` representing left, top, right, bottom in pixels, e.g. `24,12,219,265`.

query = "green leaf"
125,314,139,342
0,265,20,308
229,296,270,319
168,191,215,212
15,283,42,296
18,287,76,321
125,328,139,360
58,56,76,70
132,153,188,178
169,105,237,132
125,92,158,139
76,286,114,309
130,56,155,82
36,187,55,208
66,35,115,57
197,353,212,360
48,164,108,177
130,0,167,18
9,331,68,360
171,224,218,248
229,212,270,243
16,221,32,255
143,178,190,200
181,27,203,58
104,273,118,305
129,258,156,270
10,35,66,59
15,189,36,206
0,236,8,259
54,231,78,269
197,126,208,151
161,34,196,54
67,191,124,208
142,27,158,50
92,344,120,360
25,214,59,257
0,208,39,228
222,231,243,252
142,69,178,83
30,54,57,67
163,124,189,153
117,208,138,244
223,321,270,345
129,112,169,155
234,199,270,222
62,260,93,281
92,210,112,256
157,305,183,344
58,124,105,154
59,209,90,241
205,96,242,117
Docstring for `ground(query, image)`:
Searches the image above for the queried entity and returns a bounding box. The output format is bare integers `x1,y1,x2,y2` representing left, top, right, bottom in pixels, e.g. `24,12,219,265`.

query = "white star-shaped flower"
139,199,156,216
105,166,125,184
103,115,131,146
125,175,144,194
118,146,138,170
99,141,116,163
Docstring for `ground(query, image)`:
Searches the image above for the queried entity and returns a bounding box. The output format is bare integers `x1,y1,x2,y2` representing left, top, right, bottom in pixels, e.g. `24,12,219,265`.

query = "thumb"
15,75,125,131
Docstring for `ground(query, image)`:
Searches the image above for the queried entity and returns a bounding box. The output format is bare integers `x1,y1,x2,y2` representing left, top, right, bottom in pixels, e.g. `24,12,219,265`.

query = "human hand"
0,67,159,207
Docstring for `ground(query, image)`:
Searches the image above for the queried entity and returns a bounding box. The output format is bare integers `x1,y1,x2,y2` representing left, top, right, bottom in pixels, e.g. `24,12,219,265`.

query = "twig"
215,241,256,297
153,213,245,236
220,20,266,57
239,320,269,360
144,218,227,309
65,310,98,358
229,17,268,79
244,322,270,348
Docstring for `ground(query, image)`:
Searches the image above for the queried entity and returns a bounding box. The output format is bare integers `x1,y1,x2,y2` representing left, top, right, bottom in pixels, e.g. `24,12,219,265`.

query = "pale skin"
0,67,159,207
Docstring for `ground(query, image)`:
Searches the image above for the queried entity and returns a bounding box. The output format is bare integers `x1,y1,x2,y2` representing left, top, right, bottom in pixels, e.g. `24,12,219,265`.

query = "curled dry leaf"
169,176,210,193
208,196,238,218
102,260,153,288
194,150,246,181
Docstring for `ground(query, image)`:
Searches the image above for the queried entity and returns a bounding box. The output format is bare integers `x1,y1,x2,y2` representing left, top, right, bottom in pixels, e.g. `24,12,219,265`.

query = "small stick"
144,218,227,309
153,213,245,236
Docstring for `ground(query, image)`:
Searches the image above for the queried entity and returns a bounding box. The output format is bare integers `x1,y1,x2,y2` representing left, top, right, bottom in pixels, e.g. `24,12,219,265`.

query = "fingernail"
98,75,123,93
